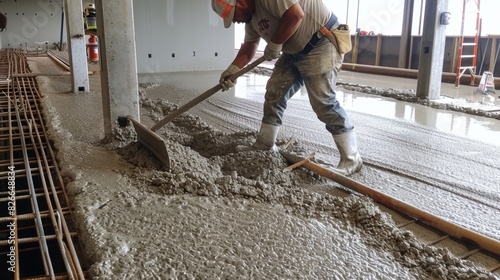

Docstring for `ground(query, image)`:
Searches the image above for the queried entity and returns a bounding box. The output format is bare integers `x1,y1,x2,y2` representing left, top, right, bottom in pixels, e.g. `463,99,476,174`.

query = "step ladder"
475,71,496,94
455,0,481,87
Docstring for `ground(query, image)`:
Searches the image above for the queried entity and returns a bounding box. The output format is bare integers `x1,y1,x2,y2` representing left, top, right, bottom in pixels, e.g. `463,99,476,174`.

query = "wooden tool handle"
150,56,266,132
280,151,500,255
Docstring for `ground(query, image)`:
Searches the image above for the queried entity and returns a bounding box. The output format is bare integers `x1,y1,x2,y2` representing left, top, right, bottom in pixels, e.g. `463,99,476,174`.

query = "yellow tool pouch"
320,24,352,55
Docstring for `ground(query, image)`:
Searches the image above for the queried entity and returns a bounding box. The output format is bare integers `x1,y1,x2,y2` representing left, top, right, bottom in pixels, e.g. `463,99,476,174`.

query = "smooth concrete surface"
338,70,500,107
336,71,500,147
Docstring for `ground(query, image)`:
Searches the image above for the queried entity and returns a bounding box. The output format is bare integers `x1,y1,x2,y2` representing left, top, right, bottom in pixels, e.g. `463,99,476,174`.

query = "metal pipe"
418,0,424,35
47,50,70,71
60,6,65,51
355,0,360,30
11,55,57,278
346,0,350,23
55,211,75,280
0,192,58,203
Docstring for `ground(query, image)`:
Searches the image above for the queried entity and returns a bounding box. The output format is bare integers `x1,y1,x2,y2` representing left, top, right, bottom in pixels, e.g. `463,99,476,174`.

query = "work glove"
219,64,241,91
264,41,282,61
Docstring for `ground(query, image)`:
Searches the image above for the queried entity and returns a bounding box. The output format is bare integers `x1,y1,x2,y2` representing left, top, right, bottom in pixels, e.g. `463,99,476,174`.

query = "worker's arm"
264,3,304,60
219,39,259,91
271,3,304,45
231,39,260,68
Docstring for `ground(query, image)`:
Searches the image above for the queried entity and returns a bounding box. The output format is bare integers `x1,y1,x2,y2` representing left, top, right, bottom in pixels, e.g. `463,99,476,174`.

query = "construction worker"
211,0,363,176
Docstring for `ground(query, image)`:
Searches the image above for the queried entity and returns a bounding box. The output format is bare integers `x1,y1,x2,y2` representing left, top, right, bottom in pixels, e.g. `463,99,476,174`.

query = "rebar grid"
0,50,84,280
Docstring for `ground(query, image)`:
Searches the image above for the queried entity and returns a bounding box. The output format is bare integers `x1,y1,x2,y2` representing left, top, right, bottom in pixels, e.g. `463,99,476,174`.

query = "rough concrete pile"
89,85,495,279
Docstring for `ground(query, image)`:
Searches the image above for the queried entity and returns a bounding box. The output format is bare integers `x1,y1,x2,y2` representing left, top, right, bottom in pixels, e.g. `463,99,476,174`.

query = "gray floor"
335,70,500,147
30,54,500,279
338,70,500,107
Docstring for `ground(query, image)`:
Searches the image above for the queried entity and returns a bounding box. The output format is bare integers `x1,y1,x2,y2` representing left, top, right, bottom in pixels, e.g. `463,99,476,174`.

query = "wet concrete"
337,71,500,106
335,91,500,146
28,55,500,279
140,69,500,242
336,71,500,146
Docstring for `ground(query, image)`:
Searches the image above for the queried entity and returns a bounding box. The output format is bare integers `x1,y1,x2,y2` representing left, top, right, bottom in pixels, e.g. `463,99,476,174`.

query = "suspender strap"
299,13,338,55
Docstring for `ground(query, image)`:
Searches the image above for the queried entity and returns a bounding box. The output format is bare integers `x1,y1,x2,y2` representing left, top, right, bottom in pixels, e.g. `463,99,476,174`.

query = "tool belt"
299,14,352,56
320,23,352,56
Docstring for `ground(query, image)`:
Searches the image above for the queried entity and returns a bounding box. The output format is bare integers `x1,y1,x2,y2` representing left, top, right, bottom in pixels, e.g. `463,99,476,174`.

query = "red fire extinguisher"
87,35,99,62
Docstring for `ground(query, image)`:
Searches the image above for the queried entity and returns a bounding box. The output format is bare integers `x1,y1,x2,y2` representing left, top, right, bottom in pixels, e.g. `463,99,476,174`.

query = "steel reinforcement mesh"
0,50,85,280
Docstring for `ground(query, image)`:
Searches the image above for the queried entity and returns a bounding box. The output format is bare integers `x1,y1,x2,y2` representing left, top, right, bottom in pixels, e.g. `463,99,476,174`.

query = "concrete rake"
123,56,266,169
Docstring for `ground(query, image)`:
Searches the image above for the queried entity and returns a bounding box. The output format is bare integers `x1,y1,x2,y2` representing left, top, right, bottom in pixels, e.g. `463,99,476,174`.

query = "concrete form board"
64,0,89,93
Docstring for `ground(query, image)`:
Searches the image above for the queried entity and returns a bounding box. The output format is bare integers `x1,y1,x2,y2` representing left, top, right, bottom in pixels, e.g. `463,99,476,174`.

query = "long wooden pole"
150,56,265,132
280,152,500,255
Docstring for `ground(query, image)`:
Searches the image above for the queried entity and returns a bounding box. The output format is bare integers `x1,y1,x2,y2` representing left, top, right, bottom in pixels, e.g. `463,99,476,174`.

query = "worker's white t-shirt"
244,0,333,54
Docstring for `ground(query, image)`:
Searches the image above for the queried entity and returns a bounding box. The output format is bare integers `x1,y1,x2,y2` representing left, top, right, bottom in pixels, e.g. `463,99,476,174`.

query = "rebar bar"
1,50,85,280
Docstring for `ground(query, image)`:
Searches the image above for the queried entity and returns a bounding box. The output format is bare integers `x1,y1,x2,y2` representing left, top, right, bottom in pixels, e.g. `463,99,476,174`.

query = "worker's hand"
219,64,241,91
264,41,282,61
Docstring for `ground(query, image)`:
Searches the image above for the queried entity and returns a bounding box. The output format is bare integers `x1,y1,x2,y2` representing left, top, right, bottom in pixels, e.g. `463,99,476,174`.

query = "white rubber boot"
332,130,363,175
238,123,280,152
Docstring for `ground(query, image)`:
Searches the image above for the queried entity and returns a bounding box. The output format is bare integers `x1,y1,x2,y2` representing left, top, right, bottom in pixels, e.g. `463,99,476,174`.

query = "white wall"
133,0,234,73
0,0,234,73
0,0,65,49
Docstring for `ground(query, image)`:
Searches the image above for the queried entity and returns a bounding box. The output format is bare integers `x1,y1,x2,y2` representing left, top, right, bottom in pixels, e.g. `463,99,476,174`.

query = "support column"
64,0,89,93
95,0,140,142
398,0,414,68
416,0,449,100
489,36,499,73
